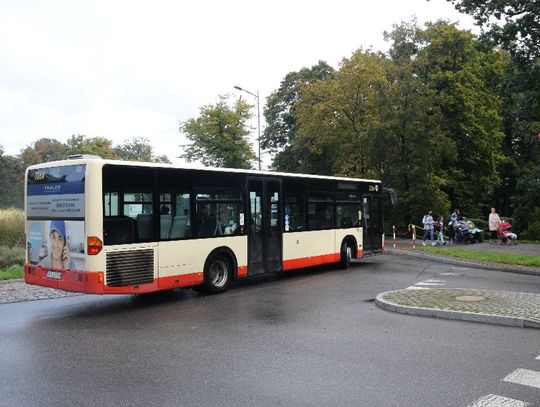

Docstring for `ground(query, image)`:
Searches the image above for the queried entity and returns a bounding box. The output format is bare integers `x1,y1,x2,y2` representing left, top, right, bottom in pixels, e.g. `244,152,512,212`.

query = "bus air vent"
106,249,154,287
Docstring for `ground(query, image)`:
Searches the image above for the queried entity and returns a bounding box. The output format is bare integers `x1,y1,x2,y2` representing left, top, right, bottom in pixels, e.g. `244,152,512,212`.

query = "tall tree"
19,138,68,169
380,20,452,225
0,146,24,209
179,95,256,169
445,0,540,60
417,22,506,217
262,61,335,171
115,137,171,163
294,51,387,177
65,135,118,158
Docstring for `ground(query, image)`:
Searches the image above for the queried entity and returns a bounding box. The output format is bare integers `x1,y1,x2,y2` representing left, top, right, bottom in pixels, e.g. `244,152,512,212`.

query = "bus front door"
362,195,383,255
247,179,282,275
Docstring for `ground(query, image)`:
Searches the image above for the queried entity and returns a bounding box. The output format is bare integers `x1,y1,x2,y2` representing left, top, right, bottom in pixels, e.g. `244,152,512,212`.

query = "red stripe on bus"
282,253,341,271
237,266,248,278
25,264,208,294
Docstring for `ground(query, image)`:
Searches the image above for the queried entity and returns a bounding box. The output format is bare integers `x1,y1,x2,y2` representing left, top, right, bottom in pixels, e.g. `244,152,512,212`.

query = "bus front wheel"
202,253,232,294
339,241,353,269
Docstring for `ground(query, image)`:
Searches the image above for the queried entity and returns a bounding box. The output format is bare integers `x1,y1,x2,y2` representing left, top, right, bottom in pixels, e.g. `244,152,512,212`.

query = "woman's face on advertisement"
50,230,65,260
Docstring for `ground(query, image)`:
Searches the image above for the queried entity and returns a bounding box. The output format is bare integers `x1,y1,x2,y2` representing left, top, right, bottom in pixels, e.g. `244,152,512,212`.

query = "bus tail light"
87,236,103,255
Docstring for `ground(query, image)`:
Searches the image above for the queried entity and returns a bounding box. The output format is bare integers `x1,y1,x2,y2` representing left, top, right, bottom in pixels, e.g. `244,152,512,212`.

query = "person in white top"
488,207,501,241
422,210,434,246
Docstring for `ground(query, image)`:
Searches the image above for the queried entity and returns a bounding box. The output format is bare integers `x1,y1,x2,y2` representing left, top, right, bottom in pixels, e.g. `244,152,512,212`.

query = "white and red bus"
24,155,384,294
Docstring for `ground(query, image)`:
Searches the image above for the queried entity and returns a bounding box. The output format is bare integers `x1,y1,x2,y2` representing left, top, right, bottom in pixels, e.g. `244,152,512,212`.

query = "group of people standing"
421,207,503,245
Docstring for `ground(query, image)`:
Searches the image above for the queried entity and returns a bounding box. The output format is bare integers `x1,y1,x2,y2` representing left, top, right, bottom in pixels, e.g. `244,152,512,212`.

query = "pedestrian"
448,208,461,243
422,210,434,246
488,207,501,242
436,216,445,245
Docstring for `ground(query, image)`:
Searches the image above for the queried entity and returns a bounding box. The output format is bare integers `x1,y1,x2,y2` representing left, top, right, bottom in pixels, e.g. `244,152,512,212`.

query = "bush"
521,208,540,241
0,208,24,246
0,245,25,268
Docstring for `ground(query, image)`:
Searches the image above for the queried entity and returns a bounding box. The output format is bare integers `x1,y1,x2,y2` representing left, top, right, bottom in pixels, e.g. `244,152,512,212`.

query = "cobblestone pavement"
0,279,82,304
377,288,540,328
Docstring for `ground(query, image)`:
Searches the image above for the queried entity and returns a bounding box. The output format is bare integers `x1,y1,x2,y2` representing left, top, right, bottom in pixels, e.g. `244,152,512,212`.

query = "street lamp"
234,85,261,170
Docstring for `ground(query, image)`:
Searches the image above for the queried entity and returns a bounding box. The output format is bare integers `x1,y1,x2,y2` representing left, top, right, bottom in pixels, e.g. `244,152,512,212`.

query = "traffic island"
376,288,540,328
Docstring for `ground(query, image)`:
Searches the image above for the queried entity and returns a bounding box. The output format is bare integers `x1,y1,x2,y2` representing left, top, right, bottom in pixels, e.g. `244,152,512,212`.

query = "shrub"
0,208,24,246
521,208,540,241
0,245,25,268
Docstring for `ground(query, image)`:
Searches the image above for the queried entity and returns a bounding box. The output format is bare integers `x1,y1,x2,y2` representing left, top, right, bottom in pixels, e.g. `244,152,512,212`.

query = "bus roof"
27,156,382,184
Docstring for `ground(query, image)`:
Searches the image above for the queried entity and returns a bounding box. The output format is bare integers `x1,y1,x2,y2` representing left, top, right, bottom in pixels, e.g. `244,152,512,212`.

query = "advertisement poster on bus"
27,220,85,270
27,164,85,219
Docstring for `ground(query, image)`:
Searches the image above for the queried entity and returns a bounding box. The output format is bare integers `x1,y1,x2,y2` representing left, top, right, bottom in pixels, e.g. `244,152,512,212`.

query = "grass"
417,246,540,268
0,265,23,281
0,207,24,246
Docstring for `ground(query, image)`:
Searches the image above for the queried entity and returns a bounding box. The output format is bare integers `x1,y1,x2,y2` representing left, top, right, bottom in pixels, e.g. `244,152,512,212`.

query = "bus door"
362,195,383,255
247,178,282,275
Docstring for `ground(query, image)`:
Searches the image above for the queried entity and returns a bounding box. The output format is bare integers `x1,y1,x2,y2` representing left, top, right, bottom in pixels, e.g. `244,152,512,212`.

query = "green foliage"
446,0,540,60
262,61,335,172
272,22,505,226
0,208,25,246
65,135,118,158
180,95,256,169
0,147,23,209
521,208,540,241
115,137,172,163
512,164,540,236
0,246,25,269
418,246,540,268
0,265,24,281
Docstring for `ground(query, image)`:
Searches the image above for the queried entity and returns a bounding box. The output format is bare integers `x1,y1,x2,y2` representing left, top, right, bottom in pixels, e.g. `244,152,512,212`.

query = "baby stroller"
452,220,469,244
497,221,517,245
453,219,483,244
465,219,483,243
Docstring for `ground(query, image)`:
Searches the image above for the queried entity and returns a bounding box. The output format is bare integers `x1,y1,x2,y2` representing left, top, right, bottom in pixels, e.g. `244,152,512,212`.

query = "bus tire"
339,240,353,269
203,253,232,294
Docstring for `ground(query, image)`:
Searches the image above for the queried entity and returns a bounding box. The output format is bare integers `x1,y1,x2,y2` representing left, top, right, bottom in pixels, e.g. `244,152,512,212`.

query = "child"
436,216,445,246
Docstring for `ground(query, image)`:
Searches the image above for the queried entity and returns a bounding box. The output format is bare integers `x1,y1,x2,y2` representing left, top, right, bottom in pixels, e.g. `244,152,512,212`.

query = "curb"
375,291,540,329
386,248,540,276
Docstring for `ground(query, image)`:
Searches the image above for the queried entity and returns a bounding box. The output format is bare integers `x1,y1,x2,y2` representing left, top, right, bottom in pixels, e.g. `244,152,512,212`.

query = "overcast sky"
0,0,476,165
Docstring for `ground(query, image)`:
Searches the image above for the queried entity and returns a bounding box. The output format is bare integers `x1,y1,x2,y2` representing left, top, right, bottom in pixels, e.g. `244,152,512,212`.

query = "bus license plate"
46,270,62,280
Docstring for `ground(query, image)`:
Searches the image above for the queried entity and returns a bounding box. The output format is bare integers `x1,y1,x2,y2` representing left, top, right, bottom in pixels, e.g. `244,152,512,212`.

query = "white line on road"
425,279,446,283
535,355,540,360
406,286,429,290
467,394,529,407
414,282,445,286
503,368,540,389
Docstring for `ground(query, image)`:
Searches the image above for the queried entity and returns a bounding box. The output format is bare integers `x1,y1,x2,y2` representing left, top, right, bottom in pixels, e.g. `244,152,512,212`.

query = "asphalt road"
1,254,539,407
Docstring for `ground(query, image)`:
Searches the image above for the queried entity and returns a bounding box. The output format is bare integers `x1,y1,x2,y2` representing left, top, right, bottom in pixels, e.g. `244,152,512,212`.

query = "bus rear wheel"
202,253,232,294
339,241,353,269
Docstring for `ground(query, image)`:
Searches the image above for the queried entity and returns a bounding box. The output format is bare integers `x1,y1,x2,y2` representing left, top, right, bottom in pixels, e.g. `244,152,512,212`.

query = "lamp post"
234,85,261,170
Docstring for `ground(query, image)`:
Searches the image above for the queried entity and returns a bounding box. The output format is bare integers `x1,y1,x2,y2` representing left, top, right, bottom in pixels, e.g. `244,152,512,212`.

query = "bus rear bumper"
24,264,206,295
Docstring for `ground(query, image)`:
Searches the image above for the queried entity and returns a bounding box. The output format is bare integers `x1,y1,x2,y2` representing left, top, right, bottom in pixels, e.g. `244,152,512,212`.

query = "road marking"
467,394,529,407
535,355,540,360
406,286,429,290
425,279,445,283
503,368,540,389
440,272,459,276
414,282,445,286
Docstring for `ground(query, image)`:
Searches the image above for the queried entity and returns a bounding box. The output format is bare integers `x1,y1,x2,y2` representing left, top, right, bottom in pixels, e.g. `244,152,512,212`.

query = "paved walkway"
0,279,81,304
387,238,540,276
376,288,540,328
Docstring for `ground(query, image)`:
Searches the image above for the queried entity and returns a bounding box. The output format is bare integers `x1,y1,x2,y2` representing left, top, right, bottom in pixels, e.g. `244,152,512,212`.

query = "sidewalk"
376,288,540,328
386,238,540,276
0,279,82,304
